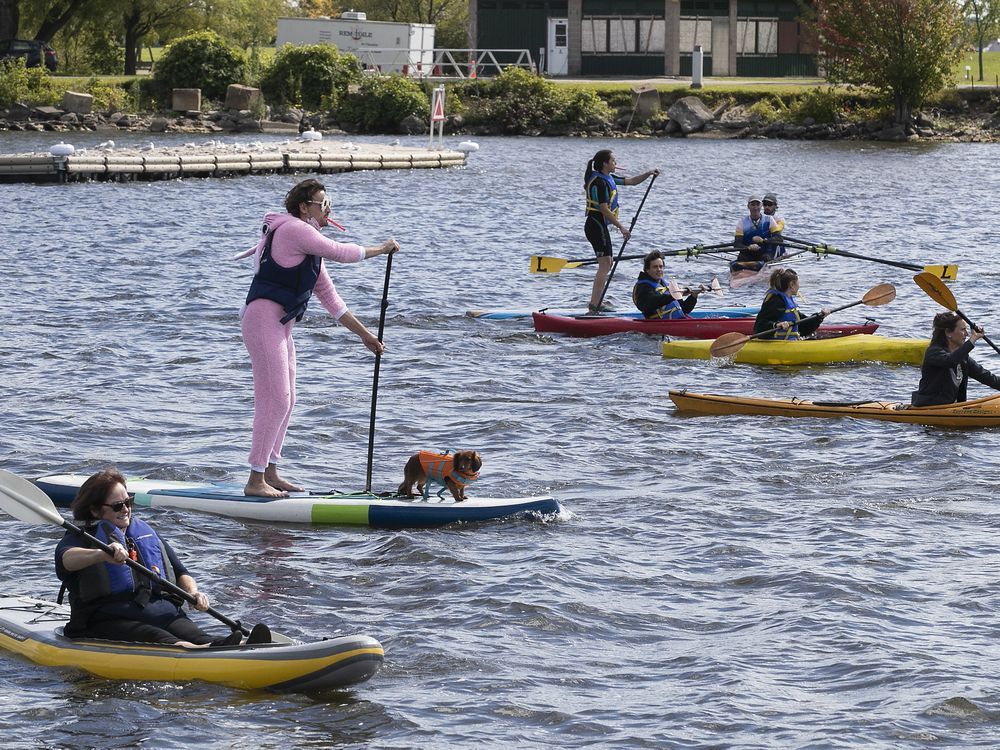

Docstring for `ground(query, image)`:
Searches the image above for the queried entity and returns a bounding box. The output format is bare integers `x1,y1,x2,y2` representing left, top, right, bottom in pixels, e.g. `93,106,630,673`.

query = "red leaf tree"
806,0,964,124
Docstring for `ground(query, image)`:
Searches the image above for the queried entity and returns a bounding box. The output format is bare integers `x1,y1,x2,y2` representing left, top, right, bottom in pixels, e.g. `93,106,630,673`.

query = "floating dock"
0,140,468,183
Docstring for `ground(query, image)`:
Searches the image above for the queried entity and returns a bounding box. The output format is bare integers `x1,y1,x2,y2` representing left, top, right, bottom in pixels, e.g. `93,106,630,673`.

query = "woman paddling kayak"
54,469,269,647
753,268,830,340
911,312,1000,406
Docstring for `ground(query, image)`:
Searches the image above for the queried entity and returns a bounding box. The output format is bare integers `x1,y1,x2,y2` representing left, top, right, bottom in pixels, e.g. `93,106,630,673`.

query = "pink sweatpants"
242,298,297,472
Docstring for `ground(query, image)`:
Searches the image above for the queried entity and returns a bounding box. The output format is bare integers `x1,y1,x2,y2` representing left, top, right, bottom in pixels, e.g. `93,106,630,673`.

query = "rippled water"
2,132,1000,748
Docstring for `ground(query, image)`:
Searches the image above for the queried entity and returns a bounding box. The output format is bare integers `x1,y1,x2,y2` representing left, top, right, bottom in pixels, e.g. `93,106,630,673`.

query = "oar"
0,469,249,636
708,282,896,358
529,242,736,275
365,250,395,493
593,172,658,309
778,236,958,280
913,271,1000,355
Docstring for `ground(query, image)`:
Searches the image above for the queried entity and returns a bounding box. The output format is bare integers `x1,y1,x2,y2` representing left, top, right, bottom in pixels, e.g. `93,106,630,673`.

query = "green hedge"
152,31,248,104
258,44,362,110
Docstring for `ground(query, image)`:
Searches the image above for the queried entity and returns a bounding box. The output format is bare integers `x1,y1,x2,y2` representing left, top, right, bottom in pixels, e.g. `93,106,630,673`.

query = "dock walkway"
0,140,467,183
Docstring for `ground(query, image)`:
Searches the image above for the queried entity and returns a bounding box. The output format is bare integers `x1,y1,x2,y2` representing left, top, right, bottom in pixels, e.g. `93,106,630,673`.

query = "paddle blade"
668,278,684,300
529,256,569,274
709,277,723,296
913,272,957,311
710,332,750,358
923,264,958,281
0,470,65,526
861,283,897,307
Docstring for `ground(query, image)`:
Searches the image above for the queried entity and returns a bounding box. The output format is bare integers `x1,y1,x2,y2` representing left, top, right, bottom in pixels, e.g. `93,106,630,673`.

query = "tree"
120,0,201,75
965,0,1000,81
807,0,964,124
0,0,19,41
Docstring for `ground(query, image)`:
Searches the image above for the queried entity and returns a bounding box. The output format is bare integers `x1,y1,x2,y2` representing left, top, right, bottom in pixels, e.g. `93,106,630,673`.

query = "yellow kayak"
0,597,383,692
669,390,1000,428
661,334,929,365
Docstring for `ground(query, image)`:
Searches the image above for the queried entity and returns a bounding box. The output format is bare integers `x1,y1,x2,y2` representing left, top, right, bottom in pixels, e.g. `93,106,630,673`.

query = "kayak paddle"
778,236,958,280
669,277,723,299
709,282,896,358
529,242,737,274
913,272,1000,355
0,469,252,637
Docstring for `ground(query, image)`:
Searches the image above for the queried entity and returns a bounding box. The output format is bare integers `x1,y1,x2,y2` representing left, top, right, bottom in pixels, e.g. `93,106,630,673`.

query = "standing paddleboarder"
239,178,399,498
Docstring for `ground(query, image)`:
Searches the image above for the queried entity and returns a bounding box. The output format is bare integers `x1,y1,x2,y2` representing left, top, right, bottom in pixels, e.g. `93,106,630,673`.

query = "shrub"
485,67,562,132
85,34,126,75
84,78,132,112
555,89,613,129
152,31,247,103
0,58,60,107
258,44,362,110
789,87,842,124
340,75,428,132
746,96,786,124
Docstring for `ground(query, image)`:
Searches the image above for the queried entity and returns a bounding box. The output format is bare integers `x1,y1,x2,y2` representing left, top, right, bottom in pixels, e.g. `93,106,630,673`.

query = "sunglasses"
306,197,332,214
103,499,133,512
762,201,776,207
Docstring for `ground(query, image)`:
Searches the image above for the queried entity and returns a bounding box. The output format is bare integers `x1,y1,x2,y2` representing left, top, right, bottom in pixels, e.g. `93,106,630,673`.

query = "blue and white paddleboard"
34,475,563,528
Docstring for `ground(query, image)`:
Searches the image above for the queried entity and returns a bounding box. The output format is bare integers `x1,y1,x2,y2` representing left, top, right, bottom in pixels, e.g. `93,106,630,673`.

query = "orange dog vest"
419,450,479,490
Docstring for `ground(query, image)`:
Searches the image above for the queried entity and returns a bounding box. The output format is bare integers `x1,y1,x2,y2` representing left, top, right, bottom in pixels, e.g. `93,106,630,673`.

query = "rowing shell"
34,475,562,528
532,313,879,339
0,596,382,692
669,390,1000,428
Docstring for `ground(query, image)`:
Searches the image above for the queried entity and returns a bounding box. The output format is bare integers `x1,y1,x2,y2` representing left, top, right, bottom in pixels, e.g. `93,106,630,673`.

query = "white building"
276,12,436,76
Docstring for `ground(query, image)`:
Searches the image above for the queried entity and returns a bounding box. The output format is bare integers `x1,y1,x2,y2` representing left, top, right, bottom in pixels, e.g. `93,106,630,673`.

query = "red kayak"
531,312,879,339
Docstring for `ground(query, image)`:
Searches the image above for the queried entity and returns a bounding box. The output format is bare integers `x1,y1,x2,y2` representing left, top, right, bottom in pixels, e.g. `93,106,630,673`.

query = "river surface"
1,131,1000,749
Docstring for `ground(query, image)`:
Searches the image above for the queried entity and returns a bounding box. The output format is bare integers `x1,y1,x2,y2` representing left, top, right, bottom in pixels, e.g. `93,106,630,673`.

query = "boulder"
149,117,170,133
225,84,263,112
31,106,64,120
876,124,906,141
667,96,715,134
63,91,93,115
398,114,426,135
171,88,201,113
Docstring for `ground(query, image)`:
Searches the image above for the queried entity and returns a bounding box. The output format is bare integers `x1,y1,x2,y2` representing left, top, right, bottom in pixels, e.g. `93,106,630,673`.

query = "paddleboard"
0,596,383,692
34,475,562,528
467,306,760,320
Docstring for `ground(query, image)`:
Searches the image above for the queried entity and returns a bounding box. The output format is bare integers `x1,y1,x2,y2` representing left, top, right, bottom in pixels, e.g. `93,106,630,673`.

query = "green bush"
746,96,786,124
0,58,60,107
485,67,563,132
152,31,247,103
258,44,362,110
86,34,126,75
340,75,428,132
789,87,842,124
84,78,131,112
555,89,613,129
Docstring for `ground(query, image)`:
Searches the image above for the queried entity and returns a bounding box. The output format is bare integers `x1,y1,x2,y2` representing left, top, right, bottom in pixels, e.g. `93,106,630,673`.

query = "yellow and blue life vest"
735,214,779,251
584,171,620,224
764,288,802,340
633,277,685,319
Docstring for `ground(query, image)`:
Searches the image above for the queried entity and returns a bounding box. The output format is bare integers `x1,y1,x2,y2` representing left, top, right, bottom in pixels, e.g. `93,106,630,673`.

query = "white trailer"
276,14,435,76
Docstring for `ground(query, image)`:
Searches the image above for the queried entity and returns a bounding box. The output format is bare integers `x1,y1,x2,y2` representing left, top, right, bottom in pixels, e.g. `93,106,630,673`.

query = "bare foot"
263,470,304,493
244,479,288,498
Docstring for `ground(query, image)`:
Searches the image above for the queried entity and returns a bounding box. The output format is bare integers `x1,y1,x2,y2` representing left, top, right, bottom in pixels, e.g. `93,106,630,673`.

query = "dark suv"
0,39,58,72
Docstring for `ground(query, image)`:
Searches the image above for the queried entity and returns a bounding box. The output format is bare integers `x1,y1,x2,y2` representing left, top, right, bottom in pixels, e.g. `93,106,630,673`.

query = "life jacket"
633,277,685,319
763,288,802,340
584,171,619,223
70,519,178,607
418,451,479,496
245,222,322,324
736,214,778,254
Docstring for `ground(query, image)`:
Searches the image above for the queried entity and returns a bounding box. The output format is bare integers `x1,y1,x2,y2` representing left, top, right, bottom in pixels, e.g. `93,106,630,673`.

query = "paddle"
668,277,723,299
0,469,249,636
778,236,958,280
365,249,396,494
913,272,1000,355
708,282,896,358
529,242,736,274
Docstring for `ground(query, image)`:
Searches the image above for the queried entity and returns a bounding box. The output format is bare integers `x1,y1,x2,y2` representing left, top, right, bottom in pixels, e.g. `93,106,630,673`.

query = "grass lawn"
955,50,1000,87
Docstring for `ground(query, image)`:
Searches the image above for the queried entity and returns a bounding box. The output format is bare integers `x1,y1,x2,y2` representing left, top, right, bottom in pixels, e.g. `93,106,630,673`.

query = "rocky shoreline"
1,92,998,143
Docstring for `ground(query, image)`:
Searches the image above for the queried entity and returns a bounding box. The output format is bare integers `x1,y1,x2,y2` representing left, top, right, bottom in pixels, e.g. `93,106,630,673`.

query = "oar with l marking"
913,272,1000,355
529,242,737,274
0,469,252,637
777,236,958,280
708,283,896,358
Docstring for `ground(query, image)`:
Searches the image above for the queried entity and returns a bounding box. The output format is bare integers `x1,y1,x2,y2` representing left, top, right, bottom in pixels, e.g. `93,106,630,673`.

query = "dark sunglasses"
103,499,133,512
762,201,776,207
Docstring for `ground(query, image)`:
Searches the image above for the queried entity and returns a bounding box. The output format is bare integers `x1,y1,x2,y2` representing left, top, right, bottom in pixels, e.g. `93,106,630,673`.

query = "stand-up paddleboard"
467,305,760,320
0,596,383,692
34,475,562,528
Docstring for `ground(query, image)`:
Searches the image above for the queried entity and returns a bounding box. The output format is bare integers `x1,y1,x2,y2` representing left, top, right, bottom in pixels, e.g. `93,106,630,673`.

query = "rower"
761,192,786,258
730,196,783,274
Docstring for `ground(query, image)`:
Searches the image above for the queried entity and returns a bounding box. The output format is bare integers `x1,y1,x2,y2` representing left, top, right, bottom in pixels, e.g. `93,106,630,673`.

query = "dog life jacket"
245,222,322,324
418,450,479,498
67,518,178,607
763,288,803,340
632,277,685,320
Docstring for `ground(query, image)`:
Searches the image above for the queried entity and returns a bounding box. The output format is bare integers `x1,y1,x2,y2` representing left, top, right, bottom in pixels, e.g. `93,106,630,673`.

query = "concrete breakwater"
0,140,468,183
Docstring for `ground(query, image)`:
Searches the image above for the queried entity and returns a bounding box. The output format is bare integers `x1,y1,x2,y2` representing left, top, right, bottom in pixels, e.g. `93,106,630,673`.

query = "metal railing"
354,48,535,79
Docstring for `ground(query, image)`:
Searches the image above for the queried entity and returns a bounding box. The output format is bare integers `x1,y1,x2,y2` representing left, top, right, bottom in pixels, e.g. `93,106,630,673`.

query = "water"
2,132,1000,748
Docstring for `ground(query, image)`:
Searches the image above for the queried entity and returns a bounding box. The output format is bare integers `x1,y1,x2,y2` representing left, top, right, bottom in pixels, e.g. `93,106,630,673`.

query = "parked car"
0,39,58,72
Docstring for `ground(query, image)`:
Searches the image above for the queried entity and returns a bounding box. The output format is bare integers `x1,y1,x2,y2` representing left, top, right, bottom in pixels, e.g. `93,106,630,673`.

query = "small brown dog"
397,450,482,501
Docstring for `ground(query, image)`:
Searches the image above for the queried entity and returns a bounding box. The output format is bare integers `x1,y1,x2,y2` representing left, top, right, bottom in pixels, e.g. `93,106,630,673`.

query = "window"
638,19,665,53
737,18,778,56
583,16,664,55
679,18,713,53
582,18,607,52
608,18,637,52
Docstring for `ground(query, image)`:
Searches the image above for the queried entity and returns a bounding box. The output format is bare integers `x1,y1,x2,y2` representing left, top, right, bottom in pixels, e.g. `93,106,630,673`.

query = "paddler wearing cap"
761,192,786,257
730,195,783,273
238,178,399,499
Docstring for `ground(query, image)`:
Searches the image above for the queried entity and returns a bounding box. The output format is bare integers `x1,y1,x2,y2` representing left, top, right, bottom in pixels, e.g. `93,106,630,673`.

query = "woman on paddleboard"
753,268,829,340
584,149,658,313
911,312,1000,406
240,178,399,498
54,469,268,647
633,250,704,319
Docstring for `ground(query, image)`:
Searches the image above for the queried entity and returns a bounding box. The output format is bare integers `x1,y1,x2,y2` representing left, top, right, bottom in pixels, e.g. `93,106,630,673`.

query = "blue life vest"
738,215,779,256
764,288,802,340
245,222,322,324
633,278,685,319
73,519,177,606
584,171,620,223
